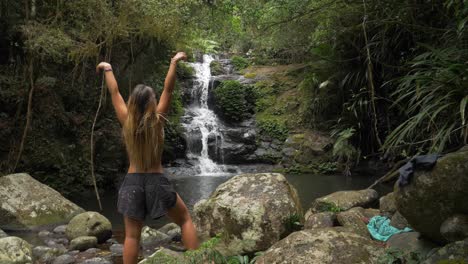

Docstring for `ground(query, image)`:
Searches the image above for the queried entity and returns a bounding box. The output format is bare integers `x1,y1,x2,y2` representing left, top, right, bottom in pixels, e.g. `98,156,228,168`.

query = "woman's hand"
96,62,112,74
171,52,187,64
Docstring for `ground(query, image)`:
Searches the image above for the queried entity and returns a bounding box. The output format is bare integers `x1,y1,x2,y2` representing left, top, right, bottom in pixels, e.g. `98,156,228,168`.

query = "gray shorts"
117,173,177,221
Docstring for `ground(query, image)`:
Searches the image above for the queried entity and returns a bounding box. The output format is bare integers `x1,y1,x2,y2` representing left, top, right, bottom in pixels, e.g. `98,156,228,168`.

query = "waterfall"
182,55,227,175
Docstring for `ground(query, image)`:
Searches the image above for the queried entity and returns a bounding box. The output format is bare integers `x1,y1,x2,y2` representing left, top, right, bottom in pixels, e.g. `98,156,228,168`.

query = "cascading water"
182,55,227,175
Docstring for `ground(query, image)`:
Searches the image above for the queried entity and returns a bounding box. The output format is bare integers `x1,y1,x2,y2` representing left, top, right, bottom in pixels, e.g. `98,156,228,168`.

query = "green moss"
213,80,256,123
176,62,195,79
316,202,342,213
210,60,224,76
244,72,257,79
256,116,289,141
231,56,250,71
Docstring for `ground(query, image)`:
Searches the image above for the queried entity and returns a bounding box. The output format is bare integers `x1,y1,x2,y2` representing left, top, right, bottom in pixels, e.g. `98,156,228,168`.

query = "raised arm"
96,62,128,126
157,52,187,114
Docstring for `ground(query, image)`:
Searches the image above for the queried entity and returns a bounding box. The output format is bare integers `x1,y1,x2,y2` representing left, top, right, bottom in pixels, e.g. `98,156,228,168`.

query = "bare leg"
123,217,144,264
167,194,199,250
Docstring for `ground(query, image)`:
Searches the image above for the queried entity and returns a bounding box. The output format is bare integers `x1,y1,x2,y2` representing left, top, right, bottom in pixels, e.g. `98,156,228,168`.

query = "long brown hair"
122,84,164,171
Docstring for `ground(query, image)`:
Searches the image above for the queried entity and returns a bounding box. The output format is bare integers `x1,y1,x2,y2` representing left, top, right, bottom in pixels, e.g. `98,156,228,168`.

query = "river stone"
110,243,123,256
52,254,75,264
312,189,378,212
394,146,468,243
304,211,336,229
193,173,302,255
0,229,7,238
0,236,33,264
387,232,437,257
255,227,385,264
440,214,468,242
336,207,370,237
379,192,397,215
422,238,468,264
0,173,85,230
140,226,171,248
33,245,66,263
66,212,112,243
82,257,112,264
69,236,98,251
53,225,67,235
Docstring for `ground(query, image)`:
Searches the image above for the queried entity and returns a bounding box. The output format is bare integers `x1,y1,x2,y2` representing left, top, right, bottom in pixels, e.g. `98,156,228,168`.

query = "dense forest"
0,0,467,193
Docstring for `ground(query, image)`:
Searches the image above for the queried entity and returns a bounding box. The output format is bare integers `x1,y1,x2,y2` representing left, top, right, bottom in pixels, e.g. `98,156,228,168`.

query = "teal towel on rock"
367,216,412,241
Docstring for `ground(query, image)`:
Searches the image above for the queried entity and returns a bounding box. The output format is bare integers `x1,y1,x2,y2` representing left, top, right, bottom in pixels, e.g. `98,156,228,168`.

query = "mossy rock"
66,212,112,243
0,173,85,230
395,146,468,243
0,237,33,264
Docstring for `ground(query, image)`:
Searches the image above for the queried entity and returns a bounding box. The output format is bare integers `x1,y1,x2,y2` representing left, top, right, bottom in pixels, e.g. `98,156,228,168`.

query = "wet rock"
66,212,112,243
379,192,397,215
69,236,98,251
140,226,171,248
390,211,410,229
52,254,75,264
255,227,385,264
32,246,66,263
440,214,468,242
53,225,67,235
304,211,336,229
0,236,33,264
312,189,379,212
0,173,84,230
110,243,123,256
0,229,7,238
395,146,468,243
387,232,437,257
193,173,302,255
422,238,468,264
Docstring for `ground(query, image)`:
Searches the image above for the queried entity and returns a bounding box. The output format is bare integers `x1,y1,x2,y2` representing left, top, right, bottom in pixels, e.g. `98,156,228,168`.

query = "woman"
96,52,199,264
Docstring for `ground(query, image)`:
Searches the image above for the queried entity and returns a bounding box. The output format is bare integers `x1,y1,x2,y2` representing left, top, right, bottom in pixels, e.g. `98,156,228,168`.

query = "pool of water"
71,171,389,232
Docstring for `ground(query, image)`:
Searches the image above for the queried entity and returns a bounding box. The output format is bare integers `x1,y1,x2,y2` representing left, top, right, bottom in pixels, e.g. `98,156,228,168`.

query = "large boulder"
282,132,332,165
0,173,85,230
336,207,379,237
422,238,468,264
386,232,437,258
140,226,171,249
255,227,385,264
0,236,33,264
304,211,336,230
66,212,112,243
379,192,397,215
193,173,302,255
395,146,468,243
311,189,378,212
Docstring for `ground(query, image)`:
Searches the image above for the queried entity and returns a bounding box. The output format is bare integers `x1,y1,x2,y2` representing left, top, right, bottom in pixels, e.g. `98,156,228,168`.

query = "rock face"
0,236,33,264
0,173,85,231
395,146,468,243
255,227,385,264
193,173,302,255
312,189,378,212
422,238,468,264
66,212,112,243
281,132,332,165
440,214,468,242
